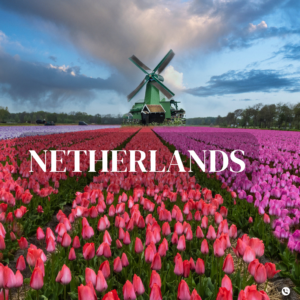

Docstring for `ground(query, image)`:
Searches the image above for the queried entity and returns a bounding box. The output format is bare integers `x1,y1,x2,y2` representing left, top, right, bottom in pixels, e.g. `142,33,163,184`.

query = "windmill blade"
127,78,148,102
151,79,175,99
153,49,175,74
129,55,151,74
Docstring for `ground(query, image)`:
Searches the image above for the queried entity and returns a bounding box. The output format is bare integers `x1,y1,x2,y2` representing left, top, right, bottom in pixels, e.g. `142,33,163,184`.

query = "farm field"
0,126,299,300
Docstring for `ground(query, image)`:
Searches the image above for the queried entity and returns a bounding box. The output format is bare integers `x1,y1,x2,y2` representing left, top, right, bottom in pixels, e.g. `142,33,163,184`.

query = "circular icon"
282,287,290,296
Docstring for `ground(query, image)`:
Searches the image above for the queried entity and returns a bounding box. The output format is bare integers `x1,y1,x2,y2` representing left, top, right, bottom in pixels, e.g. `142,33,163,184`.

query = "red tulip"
46,236,56,253
149,270,161,288
201,239,209,255
30,267,44,290
95,270,108,292
213,238,225,257
68,247,76,261
56,265,71,285
16,255,26,271
83,243,95,260
82,225,94,240
171,232,178,244
206,225,216,240
151,253,162,270
78,284,96,300
99,261,110,279
121,253,129,267
190,289,201,300
228,225,237,238
249,238,264,257
123,231,131,245
85,268,96,287
174,253,183,276
162,222,171,236
243,246,256,264
15,270,23,288
133,274,145,295
201,216,208,228
17,237,28,250
116,239,123,249
196,226,204,239
248,259,259,277
221,275,232,294
113,257,123,273
73,236,81,249
177,279,191,300
149,283,162,300
254,263,267,284
222,254,234,274
158,243,167,257
249,217,253,223
134,237,144,254
183,260,191,278
189,257,195,271
123,280,136,300
216,287,232,300
36,227,45,240
263,214,270,224
177,235,186,251
3,266,15,289
61,232,72,247
195,258,205,275
35,258,45,277
265,263,280,279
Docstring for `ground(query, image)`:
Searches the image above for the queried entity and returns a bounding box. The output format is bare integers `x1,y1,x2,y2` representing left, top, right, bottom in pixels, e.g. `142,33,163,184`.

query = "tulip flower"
254,263,267,284
248,259,259,277
134,237,144,254
183,260,191,278
150,283,162,300
213,238,225,257
206,225,216,240
78,284,95,300
95,270,108,292
16,255,26,271
114,257,123,273
46,236,56,253
263,214,270,224
243,246,256,264
15,270,23,288
17,237,28,250
121,253,129,267
133,274,145,295
195,258,205,275
151,253,161,270
36,227,45,240
177,279,191,300
3,266,15,289
68,247,76,261
201,239,209,255
216,287,232,300
222,254,234,274
56,264,72,285
85,268,97,286
83,243,95,260
149,270,161,288
73,236,81,249
177,235,186,251
61,232,72,247
174,253,184,276
265,263,280,279
100,261,111,279
123,280,136,300
221,275,232,294
30,267,44,290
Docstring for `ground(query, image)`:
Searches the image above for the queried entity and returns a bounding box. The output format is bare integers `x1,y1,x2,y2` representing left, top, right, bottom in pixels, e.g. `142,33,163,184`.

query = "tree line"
0,107,124,124
216,103,300,129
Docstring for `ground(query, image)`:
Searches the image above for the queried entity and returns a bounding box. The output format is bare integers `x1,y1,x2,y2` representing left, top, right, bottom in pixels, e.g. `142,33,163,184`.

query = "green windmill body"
126,50,185,124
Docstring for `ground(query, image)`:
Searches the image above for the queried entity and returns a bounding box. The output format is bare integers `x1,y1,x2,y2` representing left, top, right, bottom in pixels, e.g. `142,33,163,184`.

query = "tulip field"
0,126,299,300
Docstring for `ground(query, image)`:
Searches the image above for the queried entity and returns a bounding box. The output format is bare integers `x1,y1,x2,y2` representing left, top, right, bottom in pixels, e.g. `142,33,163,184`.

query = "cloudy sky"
0,0,299,118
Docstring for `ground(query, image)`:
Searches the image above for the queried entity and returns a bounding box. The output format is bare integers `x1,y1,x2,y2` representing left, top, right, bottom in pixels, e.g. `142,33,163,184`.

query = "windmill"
125,50,185,124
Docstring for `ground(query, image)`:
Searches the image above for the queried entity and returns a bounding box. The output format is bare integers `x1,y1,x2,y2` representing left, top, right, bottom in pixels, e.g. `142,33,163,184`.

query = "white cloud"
248,21,267,32
163,65,185,91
